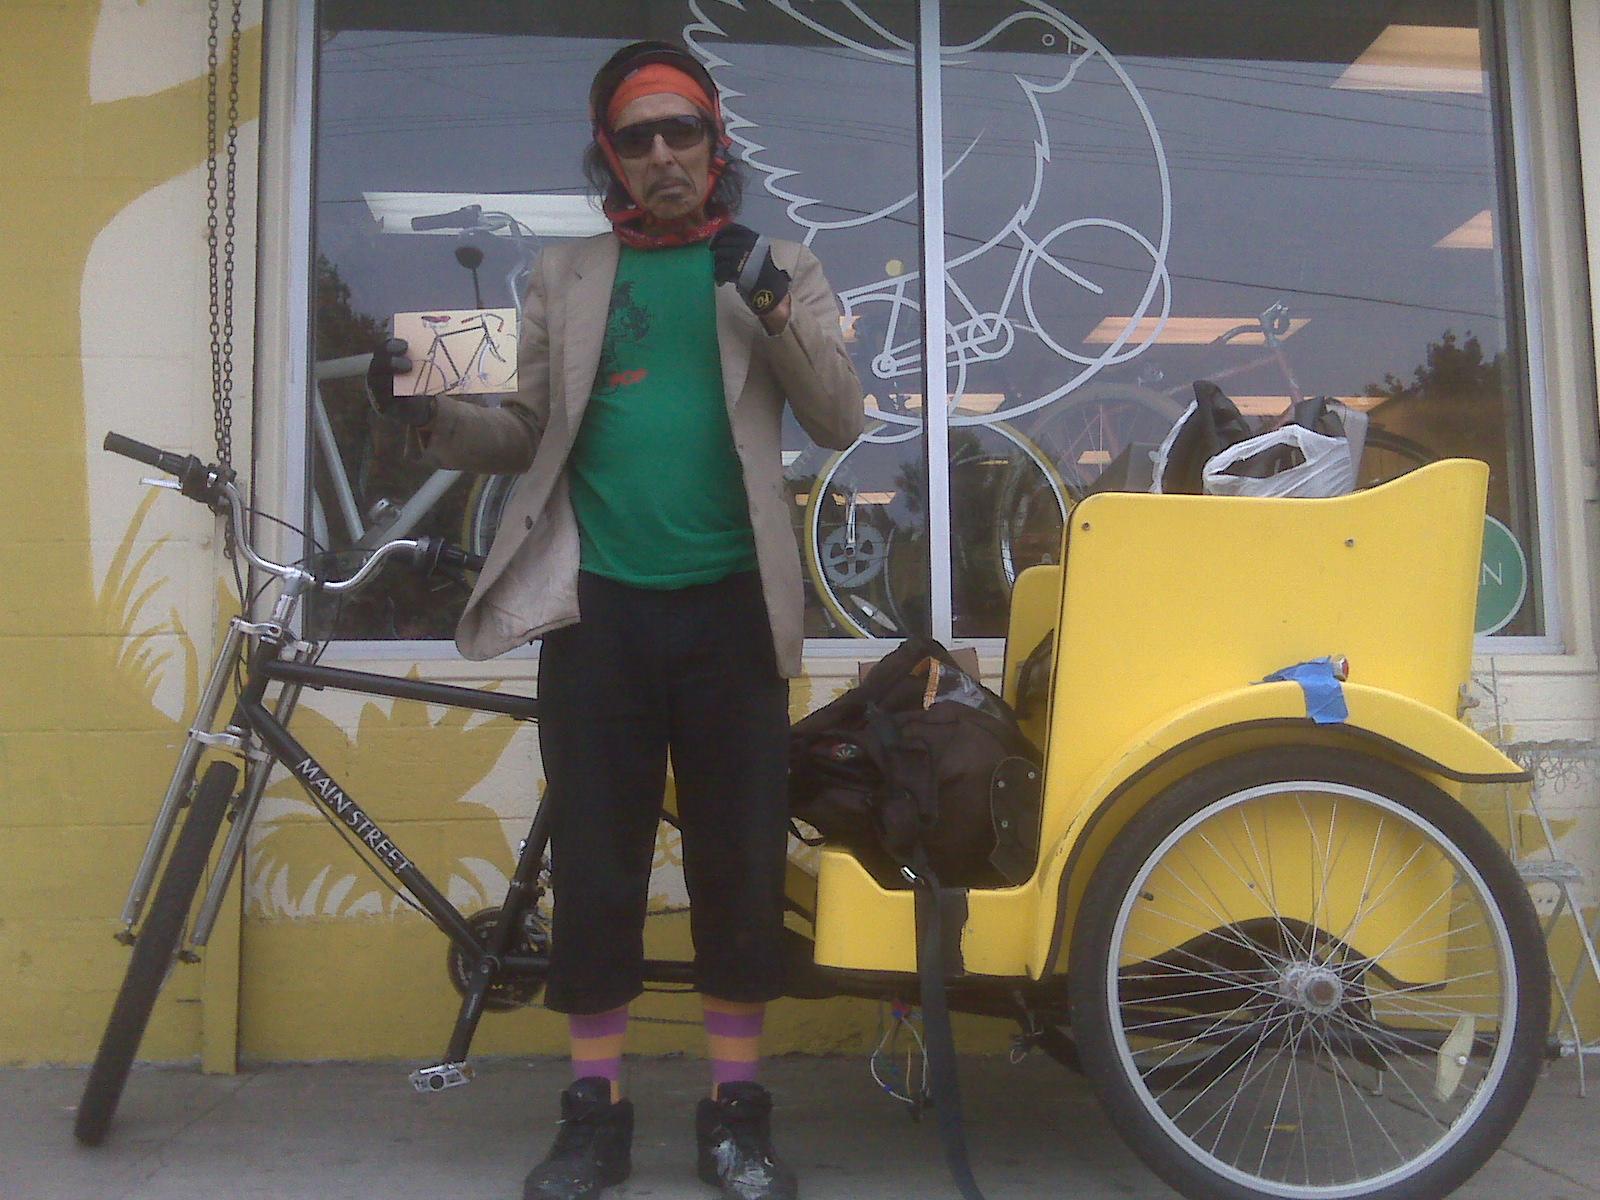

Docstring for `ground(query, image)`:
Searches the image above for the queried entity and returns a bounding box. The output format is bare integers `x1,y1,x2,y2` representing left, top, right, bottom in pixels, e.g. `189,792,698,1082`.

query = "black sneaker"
695,1081,798,1200
522,1077,633,1200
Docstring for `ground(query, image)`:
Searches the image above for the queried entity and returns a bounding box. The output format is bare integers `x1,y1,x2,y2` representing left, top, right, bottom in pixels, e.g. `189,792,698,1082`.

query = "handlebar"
104,432,191,477
102,430,484,596
411,536,487,575
411,204,483,232
104,431,233,507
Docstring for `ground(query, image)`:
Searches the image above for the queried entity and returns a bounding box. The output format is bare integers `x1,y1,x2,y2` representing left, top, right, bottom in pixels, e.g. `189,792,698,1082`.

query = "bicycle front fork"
116,618,308,953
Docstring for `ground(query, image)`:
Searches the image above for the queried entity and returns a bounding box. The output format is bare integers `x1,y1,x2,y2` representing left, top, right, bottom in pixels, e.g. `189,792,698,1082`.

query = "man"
368,40,863,1200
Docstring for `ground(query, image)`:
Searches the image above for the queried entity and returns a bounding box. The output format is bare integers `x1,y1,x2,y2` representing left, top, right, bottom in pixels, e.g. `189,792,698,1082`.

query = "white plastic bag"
1201,404,1369,498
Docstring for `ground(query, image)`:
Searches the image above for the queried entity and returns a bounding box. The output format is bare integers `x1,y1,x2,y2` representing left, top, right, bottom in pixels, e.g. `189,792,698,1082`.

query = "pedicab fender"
1026,679,1530,980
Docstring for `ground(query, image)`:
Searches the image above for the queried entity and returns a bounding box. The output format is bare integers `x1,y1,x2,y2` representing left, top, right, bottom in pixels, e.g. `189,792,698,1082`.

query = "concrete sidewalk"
4,1056,1600,1200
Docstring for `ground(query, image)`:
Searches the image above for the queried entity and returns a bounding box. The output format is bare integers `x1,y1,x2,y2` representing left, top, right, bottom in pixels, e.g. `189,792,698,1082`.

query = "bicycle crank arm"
410,1061,474,1092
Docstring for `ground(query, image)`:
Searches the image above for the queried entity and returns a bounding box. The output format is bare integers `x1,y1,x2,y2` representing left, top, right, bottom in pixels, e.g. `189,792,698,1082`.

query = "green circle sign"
1476,515,1528,635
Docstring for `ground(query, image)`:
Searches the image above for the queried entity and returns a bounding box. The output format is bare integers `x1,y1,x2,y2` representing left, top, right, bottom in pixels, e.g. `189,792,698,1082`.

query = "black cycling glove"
365,337,437,427
710,224,791,318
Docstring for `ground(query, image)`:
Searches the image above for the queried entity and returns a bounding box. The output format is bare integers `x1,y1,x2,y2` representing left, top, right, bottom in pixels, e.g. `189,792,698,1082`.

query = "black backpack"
788,635,1043,888
790,637,1042,1200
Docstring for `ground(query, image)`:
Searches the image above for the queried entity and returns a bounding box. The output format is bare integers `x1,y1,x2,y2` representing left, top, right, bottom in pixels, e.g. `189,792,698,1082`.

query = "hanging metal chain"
205,0,243,475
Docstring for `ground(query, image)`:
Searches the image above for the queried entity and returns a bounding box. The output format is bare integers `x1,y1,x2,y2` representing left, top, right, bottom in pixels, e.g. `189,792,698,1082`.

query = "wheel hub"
1277,962,1344,1014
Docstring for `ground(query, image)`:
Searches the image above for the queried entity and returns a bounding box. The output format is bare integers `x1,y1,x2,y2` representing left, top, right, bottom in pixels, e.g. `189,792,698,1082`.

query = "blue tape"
1261,658,1349,725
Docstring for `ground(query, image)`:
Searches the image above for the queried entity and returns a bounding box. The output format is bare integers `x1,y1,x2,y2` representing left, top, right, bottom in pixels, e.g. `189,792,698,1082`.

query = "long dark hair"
582,136,746,217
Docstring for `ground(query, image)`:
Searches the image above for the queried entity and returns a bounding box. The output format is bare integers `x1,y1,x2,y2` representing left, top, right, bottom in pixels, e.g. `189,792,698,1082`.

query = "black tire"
1068,746,1548,1200
462,472,519,558
75,760,238,1147
1359,427,1436,489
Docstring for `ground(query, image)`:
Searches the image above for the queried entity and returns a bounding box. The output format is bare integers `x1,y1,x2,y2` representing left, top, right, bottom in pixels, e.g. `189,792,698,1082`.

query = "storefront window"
307,0,1540,643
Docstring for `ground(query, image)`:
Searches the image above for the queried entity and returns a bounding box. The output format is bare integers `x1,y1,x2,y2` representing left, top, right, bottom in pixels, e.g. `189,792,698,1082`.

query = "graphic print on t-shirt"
594,280,651,395
569,241,754,588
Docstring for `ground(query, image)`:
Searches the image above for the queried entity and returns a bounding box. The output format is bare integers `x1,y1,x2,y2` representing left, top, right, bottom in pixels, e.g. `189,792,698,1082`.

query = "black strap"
911,857,989,1200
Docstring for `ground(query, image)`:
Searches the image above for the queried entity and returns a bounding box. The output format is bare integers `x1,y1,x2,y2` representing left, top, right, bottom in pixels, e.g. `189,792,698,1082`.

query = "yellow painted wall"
0,1,261,1067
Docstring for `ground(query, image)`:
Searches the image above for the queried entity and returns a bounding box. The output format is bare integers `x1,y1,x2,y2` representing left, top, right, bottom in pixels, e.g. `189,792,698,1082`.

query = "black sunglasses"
611,114,711,159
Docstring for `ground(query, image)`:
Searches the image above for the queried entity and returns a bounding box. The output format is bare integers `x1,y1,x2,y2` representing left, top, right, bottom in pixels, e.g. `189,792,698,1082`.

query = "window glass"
931,0,1538,638
309,0,1539,643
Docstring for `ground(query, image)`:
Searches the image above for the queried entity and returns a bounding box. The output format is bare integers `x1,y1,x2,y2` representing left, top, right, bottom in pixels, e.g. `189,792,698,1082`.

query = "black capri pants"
536,569,791,1015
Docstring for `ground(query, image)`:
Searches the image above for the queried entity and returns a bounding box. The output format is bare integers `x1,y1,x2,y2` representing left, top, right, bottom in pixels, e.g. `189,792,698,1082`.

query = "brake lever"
141,477,181,491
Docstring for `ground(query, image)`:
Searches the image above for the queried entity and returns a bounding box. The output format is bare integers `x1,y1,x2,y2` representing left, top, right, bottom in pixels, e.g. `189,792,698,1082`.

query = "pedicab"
81,432,1547,1200
772,456,1547,1200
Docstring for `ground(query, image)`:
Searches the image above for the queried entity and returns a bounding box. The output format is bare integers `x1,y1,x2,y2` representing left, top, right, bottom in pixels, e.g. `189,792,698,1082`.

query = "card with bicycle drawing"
392,308,518,396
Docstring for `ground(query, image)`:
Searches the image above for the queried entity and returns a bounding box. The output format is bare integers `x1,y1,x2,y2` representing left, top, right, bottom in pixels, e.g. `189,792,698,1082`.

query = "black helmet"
588,40,724,132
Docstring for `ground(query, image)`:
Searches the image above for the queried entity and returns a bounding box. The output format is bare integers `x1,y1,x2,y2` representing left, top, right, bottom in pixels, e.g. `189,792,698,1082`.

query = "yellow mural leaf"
250,679,524,920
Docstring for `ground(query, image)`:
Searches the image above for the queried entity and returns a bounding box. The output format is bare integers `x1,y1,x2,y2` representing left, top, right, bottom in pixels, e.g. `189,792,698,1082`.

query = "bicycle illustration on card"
392,307,518,398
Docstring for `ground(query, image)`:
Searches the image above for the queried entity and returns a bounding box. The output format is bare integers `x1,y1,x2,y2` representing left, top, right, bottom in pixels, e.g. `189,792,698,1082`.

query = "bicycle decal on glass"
689,0,1180,636
692,0,1174,427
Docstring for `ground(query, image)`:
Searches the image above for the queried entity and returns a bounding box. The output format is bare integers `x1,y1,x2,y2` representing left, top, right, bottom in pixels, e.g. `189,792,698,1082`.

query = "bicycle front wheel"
1068,747,1547,1200
75,759,239,1147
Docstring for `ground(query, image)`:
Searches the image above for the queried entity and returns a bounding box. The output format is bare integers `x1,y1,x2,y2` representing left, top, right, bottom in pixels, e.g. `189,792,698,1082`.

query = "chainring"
445,904,551,1012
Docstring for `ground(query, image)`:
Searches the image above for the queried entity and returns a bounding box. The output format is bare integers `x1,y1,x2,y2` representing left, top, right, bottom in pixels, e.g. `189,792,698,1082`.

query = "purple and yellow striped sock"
702,995,765,1098
569,1003,629,1103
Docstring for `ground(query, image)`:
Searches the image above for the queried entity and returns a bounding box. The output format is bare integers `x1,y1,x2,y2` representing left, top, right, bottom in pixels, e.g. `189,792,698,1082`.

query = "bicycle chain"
206,0,243,554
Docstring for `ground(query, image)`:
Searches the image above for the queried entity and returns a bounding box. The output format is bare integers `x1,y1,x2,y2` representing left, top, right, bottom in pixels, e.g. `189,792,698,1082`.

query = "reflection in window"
307,1,1539,644
307,5,913,640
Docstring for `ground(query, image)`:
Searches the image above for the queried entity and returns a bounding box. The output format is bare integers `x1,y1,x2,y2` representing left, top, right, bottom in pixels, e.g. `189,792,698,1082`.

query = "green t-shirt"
567,242,758,588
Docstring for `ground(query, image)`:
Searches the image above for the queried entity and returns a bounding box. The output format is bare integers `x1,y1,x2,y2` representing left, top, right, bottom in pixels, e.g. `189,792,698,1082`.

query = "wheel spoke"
1304,1013,1409,1170
1080,757,1540,1197
1230,808,1307,960
1174,1007,1298,1135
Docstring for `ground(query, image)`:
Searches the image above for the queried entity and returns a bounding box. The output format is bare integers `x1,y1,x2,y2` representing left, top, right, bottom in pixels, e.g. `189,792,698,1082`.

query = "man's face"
611,92,713,226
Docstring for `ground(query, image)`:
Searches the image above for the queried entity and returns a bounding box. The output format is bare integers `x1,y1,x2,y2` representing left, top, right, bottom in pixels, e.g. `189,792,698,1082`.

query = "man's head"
584,41,743,229
609,88,714,226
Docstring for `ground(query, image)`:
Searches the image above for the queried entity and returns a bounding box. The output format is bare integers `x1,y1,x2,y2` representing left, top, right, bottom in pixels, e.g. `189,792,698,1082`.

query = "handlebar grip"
410,204,483,232
103,431,189,477
410,537,487,575
439,543,488,573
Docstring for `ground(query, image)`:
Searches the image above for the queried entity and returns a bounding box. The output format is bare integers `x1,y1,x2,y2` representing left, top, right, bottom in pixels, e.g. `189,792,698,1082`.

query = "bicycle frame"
311,354,466,551
108,465,711,1085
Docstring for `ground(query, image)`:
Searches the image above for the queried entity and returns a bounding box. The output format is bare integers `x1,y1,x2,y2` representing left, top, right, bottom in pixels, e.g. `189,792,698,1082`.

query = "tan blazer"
413,232,864,677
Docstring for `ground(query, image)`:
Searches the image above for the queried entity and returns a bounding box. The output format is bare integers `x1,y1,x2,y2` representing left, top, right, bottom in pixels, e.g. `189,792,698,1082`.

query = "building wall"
0,0,263,1066
2,0,1599,1071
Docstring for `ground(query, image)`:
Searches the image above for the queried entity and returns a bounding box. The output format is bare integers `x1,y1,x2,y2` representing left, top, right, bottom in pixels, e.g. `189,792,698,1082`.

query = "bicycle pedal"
410,1061,474,1093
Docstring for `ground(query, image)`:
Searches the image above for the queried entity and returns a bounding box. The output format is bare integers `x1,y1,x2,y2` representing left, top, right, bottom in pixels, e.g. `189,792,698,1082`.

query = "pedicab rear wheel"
1068,746,1547,1200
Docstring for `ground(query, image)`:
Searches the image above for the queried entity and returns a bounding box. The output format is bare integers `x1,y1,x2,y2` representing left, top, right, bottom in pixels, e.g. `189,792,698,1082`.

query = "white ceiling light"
1083,316,1309,346
1334,24,1484,94
1229,395,1386,415
1435,210,1494,250
362,192,610,238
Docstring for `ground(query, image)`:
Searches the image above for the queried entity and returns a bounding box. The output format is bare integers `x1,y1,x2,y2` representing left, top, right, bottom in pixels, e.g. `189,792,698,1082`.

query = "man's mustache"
645,172,693,196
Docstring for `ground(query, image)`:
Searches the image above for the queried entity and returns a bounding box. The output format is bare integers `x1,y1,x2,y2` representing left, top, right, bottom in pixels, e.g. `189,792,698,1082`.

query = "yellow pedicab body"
811,460,1526,982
